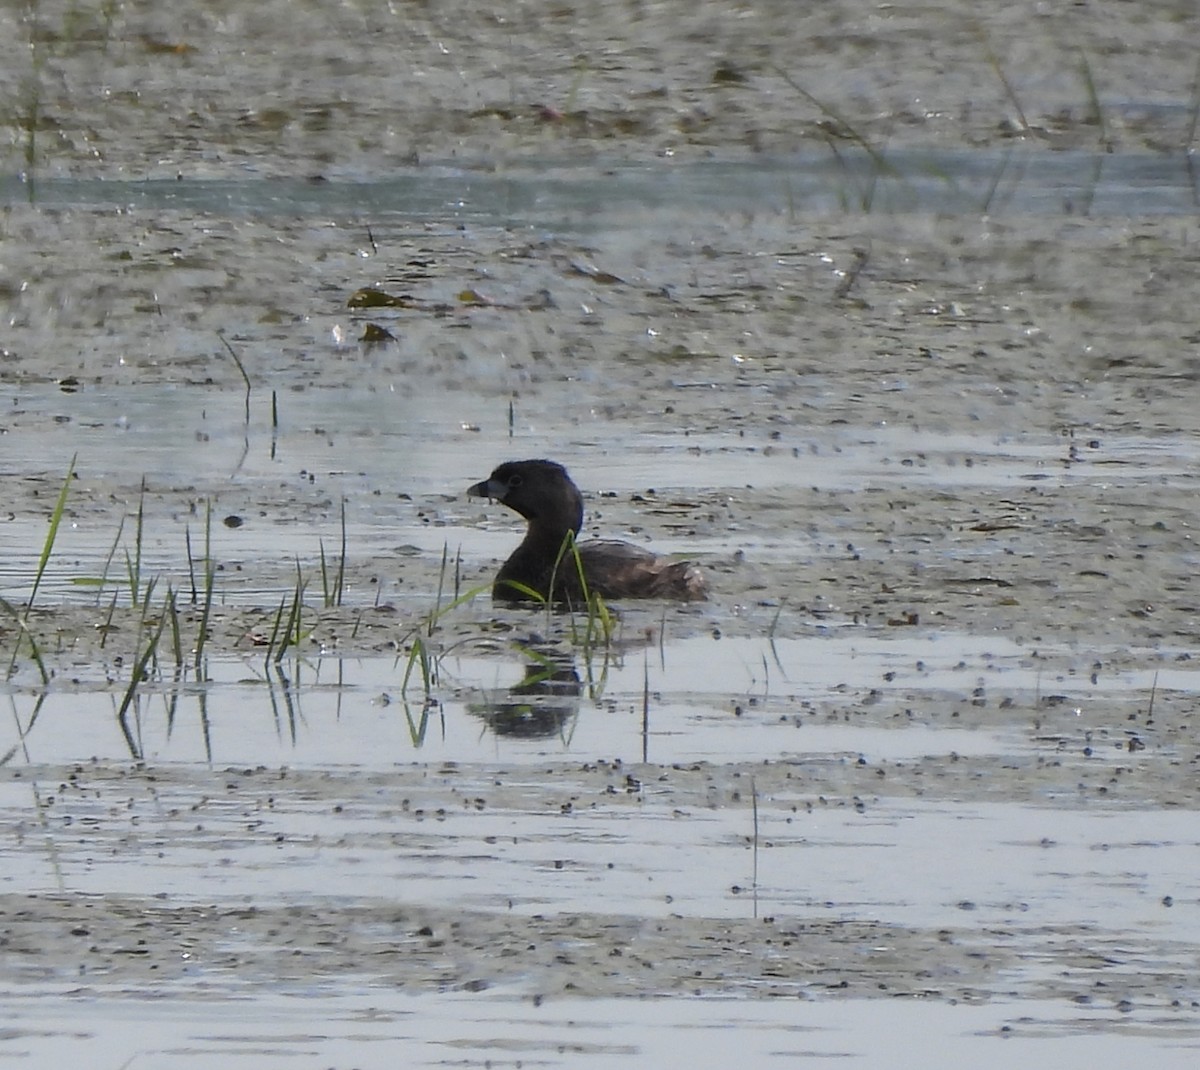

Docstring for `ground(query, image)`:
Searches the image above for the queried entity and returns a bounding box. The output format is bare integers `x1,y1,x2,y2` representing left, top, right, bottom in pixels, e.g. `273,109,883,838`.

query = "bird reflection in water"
468,645,582,739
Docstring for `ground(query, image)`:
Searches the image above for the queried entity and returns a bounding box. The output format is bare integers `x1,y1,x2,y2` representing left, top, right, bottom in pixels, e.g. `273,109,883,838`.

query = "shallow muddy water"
2,0,1200,1066
5,988,1195,1070
6,145,1200,221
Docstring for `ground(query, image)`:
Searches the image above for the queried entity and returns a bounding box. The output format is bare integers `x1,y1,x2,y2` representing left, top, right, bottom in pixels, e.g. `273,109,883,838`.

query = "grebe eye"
508,474,523,488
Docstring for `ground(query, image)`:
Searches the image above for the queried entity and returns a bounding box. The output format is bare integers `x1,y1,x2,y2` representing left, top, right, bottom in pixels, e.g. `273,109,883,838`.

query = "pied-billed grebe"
467,459,707,603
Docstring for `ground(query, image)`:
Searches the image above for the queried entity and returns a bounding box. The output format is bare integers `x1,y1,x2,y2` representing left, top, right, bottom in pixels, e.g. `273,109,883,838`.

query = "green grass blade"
127,476,147,606
425,581,492,629
26,455,75,617
185,522,197,604
976,31,1030,134
263,594,288,664
319,538,331,607
95,513,126,604
99,591,119,651
166,587,183,667
218,331,253,424
335,498,347,607
1077,50,1111,152
430,543,449,637
193,501,215,675
401,636,425,697
494,579,546,603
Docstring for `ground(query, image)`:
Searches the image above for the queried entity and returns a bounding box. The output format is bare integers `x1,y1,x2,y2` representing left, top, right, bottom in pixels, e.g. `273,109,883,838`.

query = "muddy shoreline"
4,756,1195,1010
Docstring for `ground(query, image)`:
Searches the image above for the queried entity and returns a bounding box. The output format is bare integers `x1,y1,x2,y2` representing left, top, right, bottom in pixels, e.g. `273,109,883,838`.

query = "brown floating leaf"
524,289,556,310
360,323,396,344
711,63,748,85
886,612,919,627
665,344,711,359
941,576,1014,587
969,521,1023,532
139,36,196,55
348,287,412,309
470,107,516,121
457,288,494,305
561,259,626,285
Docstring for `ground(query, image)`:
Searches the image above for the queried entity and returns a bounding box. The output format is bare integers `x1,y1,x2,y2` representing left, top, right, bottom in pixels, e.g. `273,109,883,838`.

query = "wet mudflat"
2,1,1200,1066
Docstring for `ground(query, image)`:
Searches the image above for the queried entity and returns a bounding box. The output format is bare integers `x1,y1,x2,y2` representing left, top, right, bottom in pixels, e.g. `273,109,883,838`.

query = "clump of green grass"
392,530,616,716
556,531,615,655
394,546,491,707
772,64,888,166
0,454,644,761
265,562,312,663
771,62,900,213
